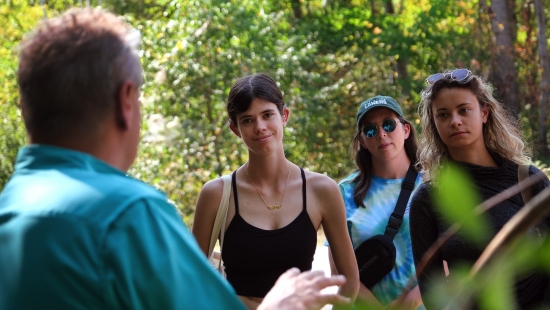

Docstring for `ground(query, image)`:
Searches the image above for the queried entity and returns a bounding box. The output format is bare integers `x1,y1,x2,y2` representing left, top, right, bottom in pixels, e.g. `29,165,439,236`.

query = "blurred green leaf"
434,163,489,245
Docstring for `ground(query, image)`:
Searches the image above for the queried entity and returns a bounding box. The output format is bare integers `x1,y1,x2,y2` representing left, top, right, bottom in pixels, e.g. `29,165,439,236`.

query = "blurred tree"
481,0,521,115
534,0,549,157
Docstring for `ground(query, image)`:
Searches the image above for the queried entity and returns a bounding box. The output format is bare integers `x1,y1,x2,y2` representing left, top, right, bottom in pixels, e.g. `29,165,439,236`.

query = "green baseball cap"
356,95,404,129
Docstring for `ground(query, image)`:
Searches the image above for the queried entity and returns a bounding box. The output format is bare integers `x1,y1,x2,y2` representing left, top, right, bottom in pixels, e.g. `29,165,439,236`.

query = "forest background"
1,0,550,226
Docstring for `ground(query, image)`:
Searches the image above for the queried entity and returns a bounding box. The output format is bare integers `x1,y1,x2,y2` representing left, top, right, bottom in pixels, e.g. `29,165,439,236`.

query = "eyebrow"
435,102,471,112
237,108,276,120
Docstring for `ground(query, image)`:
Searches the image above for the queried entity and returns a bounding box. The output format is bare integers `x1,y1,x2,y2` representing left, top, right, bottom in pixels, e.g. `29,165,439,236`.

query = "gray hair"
17,8,142,143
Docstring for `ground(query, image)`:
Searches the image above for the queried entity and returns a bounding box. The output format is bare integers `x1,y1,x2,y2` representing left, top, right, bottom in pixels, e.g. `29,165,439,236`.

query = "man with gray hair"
0,8,349,310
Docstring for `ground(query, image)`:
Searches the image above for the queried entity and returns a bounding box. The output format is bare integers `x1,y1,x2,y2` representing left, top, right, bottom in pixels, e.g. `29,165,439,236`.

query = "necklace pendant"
267,205,281,211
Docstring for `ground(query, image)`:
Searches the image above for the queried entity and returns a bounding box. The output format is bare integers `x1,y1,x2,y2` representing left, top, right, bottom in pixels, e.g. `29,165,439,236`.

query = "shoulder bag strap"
207,173,232,257
518,164,532,204
384,165,418,240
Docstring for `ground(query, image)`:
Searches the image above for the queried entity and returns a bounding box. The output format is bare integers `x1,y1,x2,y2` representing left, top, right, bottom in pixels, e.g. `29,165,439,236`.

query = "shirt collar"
15,144,126,177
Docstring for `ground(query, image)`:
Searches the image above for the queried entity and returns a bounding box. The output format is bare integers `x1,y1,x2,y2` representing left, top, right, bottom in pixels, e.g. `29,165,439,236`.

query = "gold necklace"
245,162,291,211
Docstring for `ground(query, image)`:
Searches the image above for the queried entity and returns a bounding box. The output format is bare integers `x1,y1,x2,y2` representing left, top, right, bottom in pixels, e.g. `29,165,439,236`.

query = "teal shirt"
0,145,245,310
338,171,424,307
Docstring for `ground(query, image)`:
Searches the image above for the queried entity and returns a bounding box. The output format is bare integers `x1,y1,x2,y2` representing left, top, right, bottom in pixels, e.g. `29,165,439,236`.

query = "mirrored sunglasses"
426,68,471,85
362,118,397,138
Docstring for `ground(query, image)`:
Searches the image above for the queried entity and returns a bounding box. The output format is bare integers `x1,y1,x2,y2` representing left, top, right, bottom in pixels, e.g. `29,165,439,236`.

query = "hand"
258,268,351,310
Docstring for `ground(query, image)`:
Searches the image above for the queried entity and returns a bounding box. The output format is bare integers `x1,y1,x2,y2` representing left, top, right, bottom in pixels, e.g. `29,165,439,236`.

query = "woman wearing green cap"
328,95,424,309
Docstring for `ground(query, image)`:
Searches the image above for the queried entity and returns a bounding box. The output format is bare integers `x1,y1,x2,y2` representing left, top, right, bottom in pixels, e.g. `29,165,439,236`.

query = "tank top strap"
300,168,307,211
231,171,239,214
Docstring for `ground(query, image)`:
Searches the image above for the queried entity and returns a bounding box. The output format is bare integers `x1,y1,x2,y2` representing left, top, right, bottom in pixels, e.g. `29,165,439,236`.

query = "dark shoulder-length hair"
226,73,285,124
351,117,419,208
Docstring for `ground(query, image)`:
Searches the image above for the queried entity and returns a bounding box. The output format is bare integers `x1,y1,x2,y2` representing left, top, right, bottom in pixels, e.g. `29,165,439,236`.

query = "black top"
410,154,550,309
222,168,317,297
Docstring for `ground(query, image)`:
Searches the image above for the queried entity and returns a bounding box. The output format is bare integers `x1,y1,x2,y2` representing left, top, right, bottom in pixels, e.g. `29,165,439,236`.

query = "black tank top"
222,168,317,297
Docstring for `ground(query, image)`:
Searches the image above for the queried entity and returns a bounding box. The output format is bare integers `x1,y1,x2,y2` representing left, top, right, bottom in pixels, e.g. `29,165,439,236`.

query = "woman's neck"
371,151,411,179
448,146,498,167
245,151,290,184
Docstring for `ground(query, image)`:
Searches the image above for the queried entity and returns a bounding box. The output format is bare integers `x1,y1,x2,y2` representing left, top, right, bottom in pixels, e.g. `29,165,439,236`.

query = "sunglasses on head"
426,68,472,85
362,118,398,138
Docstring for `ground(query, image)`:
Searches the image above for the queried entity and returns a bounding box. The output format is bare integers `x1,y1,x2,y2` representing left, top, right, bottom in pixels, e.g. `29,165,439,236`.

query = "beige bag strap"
518,164,532,204
208,173,232,265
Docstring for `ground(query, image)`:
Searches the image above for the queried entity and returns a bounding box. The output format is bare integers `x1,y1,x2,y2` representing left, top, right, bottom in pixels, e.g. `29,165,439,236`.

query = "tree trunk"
291,0,303,19
484,0,522,115
535,0,550,157
507,0,517,41
384,0,395,14
397,58,411,98
370,0,379,16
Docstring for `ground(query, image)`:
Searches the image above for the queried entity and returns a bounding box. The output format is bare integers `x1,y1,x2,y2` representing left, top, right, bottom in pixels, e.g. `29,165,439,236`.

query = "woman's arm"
529,165,550,201
191,178,224,257
409,183,444,303
317,177,360,303
328,248,382,308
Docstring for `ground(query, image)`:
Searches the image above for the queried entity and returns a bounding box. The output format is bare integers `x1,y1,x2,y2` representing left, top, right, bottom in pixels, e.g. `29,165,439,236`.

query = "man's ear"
115,81,136,130
19,101,27,122
229,121,241,138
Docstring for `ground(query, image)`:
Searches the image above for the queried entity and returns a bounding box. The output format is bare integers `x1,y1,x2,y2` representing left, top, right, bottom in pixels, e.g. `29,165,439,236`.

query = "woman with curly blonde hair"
409,69,550,308
417,69,530,182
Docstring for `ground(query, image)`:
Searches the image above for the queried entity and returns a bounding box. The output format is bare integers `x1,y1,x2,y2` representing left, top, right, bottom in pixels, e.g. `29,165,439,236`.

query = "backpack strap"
384,165,418,240
518,164,532,204
208,173,232,257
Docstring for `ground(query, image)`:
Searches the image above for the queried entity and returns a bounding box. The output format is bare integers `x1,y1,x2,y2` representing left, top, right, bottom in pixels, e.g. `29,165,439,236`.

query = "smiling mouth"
254,134,272,141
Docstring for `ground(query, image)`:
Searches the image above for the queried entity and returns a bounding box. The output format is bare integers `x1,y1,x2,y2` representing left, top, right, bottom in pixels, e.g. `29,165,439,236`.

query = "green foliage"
0,0,44,188
2,0,550,225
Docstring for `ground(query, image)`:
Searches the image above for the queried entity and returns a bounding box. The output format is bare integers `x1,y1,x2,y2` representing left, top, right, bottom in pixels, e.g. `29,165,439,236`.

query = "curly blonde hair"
417,70,530,182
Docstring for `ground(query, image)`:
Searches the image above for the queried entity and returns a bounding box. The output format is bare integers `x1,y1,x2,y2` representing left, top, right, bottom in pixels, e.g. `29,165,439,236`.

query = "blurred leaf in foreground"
434,163,489,246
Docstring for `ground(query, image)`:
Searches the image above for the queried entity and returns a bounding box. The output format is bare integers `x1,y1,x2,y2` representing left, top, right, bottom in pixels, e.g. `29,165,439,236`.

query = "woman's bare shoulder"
196,177,225,209
201,177,224,193
303,170,338,184
303,170,339,194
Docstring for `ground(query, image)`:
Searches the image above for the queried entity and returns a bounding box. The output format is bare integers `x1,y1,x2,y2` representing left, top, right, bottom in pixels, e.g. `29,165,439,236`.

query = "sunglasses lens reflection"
363,124,377,138
451,68,470,81
362,119,397,138
382,119,397,133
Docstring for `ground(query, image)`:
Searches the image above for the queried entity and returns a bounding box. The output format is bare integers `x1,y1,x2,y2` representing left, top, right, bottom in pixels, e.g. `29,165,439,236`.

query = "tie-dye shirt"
339,171,423,306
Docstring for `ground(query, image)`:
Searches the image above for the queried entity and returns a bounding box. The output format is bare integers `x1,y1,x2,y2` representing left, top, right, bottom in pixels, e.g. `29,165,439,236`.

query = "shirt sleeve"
409,182,444,307
101,197,245,310
529,165,550,227
529,165,550,196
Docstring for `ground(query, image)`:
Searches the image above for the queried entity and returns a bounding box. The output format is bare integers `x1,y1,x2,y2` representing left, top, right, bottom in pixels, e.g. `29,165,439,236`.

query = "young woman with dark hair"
193,73,359,309
328,95,424,309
